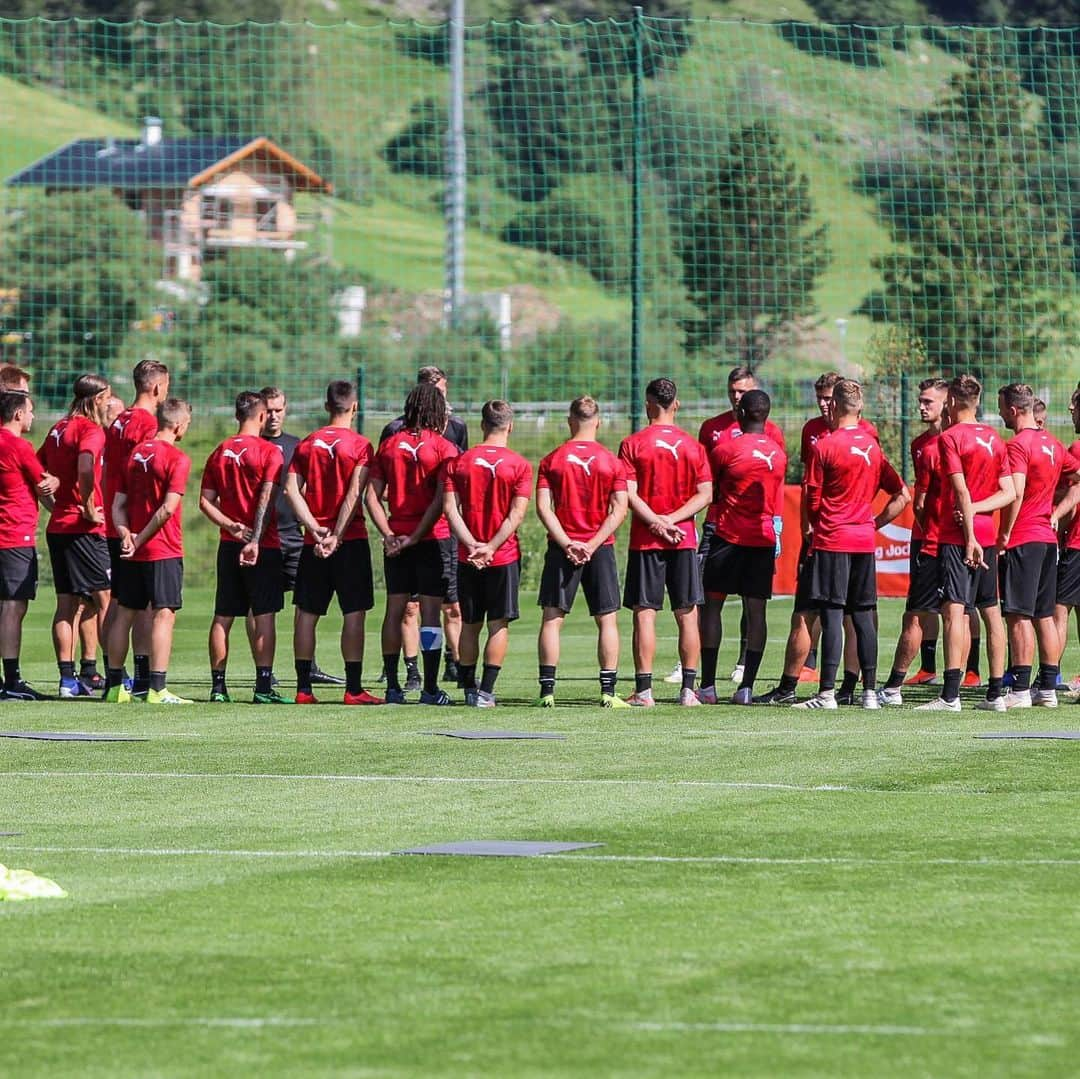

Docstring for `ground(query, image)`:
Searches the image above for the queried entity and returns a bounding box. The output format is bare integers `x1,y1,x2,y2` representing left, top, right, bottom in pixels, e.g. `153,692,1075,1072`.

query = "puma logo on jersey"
752,449,778,471
655,438,682,460
849,444,873,467
398,440,425,462
476,457,502,476
112,418,126,432
1042,443,1056,466
974,434,995,455
314,438,342,458
223,447,249,465
49,427,63,445
566,453,596,476
132,452,154,472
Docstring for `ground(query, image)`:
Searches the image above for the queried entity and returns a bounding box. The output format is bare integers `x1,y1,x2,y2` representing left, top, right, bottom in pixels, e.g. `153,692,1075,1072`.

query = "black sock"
740,649,764,690
805,647,817,670
480,664,501,695
1013,665,1032,692
701,647,719,689
150,670,167,693
539,664,556,697
59,661,76,680
839,670,859,697
211,668,227,695
295,659,313,694
345,661,363,695
1039,663,1060,691
885,668,906,690
106,666,125,689
3,657,19,689
635,672,652,694
80,658,97,678
966,638,981,677
988,676,1003,701
404,654,419,679
942,667,962,703
681,667,697,693
600,668,617,696
383,653,401,691
421,648,441,694
778,673,798,694
459,663,477,691
920,638,938,673
255,666,274,694
133,654,150,695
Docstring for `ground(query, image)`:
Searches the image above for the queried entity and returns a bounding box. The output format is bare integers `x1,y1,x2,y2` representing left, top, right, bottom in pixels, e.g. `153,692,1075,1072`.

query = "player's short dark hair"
999,382,1034,412
326,380,357,417
0,390,30,423
69,374,110,419
260,386,285,403
132,359,169,394
727,365,756,387
645,378,677,408
737,389,771,424
1034,398,1047,417
417,365,447,385
569,395,599,421
0,364,30,390
481,399,513,432
919,377,949,393
814,371,842,393
157,397,191,431
404,381,448,433
235,390,266,422
949,374,982,405
832,378,863,413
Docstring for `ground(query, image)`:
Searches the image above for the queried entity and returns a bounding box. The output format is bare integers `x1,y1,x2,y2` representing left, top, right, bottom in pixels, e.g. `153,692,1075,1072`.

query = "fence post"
444,0,466,330
630,5,644,432
356,365,366,435
899,370,910,482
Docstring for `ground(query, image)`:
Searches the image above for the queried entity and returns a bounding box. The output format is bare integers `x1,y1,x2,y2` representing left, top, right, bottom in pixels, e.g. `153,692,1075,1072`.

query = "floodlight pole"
444,0,467,329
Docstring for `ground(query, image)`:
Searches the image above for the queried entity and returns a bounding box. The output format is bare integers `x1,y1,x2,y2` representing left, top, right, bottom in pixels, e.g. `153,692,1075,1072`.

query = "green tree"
676,121,830,366
867,44,1076,381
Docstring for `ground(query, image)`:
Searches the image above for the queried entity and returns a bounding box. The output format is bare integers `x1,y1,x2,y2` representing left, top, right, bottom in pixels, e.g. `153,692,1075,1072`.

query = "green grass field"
2,588,1079,1075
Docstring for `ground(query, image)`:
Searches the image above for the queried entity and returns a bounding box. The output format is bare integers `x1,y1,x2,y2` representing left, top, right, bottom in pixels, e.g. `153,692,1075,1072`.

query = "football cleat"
730,687,753,705
1002,689,1032,710
903,669,939,687
442,658,460,684
753,686,797,705
695,685,719,705
729,664,745,685
344,690,385,706
679,688,702,707
252,689,288,705
103,684,132,704
861,689,881,710
914,696,961,712
147,688,193,705
58,677,90,699
536,693,555,708
601,693,631,709
792,692,838,710
210,690,231,703
663,664,683,685
961,671,982,688
877,687,903,707
384,688,407,705
309,666,345,686
975,696,1006,712
294,691,319,705
625,691,655,708
797,665,819,683
419,689,453,706
835,690,856,706
472,690,497,708
1031,687,1058,709
403,669,422,693
2,680,48,701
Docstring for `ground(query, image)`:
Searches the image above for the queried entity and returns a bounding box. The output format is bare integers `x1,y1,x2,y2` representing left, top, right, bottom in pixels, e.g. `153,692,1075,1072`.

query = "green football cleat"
147,687,193,705
103,684,132,704
210,690,232,703
252,689,288,705
601,693,631,709
536,693,555,708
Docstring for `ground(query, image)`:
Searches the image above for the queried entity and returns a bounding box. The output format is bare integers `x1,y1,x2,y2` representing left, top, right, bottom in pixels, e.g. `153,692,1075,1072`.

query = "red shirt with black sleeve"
116,438,190,561
707,434,787,548
201,435,283,548
444,444,532,566
38,416,106,536
288,427,374,544
536,440,627,546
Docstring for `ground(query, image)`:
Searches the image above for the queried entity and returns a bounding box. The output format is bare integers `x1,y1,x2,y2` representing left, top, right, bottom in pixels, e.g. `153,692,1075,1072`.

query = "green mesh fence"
1,16,1079,453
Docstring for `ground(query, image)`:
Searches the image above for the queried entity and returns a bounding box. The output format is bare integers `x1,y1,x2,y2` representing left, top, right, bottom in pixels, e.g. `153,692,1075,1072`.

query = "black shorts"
1057,547,1080,608
939,543,999,610
809,549,876,611
108,536,138,601
905,540,941,613
439,537,459,604
696,517,716,570
458,560,521,623
702,536,774,600
115,558,183,611
793,540,815,612
538,541,620,616
294,539,374,617
280,542,302,592
999,542,1058,619
47,532,111,597
214,541,284,618
623,548,703,612
0,547,37,602
973,546,999,609
384,540,445,599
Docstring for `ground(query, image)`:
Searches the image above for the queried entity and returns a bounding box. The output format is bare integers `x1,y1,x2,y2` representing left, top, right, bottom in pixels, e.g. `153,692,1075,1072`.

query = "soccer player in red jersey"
1054,385,1080,685
619,378,712,707
917,375,1015,712
366,382,458,706
794,379,909,710
698,389,786,705
535,395,629,708
38,374,113,699
997,383,1080,709
0,390,56,699
283,380,383,706
100,360,170,698
878,378,948,705
106,398,192,705
200,391,285,705
443,400,532,707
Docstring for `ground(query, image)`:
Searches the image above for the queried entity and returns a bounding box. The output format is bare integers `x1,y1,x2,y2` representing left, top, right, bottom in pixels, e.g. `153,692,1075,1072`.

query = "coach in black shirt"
380,365,468,452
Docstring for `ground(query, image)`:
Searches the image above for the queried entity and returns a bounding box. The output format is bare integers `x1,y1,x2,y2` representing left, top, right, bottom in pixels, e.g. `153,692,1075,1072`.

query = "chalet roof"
5,135,333,193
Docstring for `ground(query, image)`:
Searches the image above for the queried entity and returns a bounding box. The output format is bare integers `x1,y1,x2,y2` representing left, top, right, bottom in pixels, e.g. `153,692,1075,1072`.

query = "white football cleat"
791,691,838,710
1032,687,1059,708
975,696,1006,712
1002,689,1032,710
877,687,903,707
914,696,961,712
663,663,683,684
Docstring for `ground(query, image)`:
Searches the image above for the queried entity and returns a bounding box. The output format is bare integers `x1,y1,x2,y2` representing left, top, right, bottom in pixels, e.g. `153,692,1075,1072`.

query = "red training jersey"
0,427,44,549
370,428,458,541
699,410,787,456
800,416,879,471
115,438,190,561
911,429,945,554
1005,427,1080,548
444,444,532,566
201,435,283,548
619,424,711,551
805,425,903,553
103,406,158,540
536,440,627,545
288,427,374,544
937,423,1010,548
38,415,105,536
1066,439,1080,551
708,433,787,548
